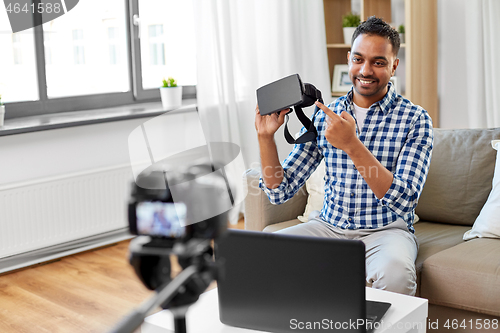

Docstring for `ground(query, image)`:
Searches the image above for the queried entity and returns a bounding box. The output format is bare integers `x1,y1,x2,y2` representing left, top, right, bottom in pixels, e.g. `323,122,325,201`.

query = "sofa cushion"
414,222,470,270
263,219,301,233
421,238,500,316
414,222,470,296
416,128,500,225
244,169,308,231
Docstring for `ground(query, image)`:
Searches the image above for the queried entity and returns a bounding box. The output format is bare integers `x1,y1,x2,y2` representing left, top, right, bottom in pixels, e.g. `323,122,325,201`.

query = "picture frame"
332,64,352,93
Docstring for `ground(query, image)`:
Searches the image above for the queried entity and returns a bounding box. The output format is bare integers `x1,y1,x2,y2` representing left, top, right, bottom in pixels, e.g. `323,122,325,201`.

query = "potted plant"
398,24,405,43
159,77,183,110
0,94,5,127
342,12,361,44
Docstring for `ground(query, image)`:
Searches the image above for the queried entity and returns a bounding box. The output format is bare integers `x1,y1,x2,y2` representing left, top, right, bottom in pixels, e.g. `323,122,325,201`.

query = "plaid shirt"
260,83,433,233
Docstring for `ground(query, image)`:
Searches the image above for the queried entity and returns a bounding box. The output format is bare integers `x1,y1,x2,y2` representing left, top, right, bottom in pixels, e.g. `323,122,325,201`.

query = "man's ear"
347,51,351,64
392,58,400,76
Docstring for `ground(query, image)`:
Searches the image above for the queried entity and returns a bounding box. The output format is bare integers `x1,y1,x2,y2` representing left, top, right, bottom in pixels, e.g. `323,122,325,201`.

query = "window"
72,29,85,65
44,31,53,65
43,0,129,98
148,24,165,66
1,0,197,119
107,27,120,65
137,0,197,92
12,34,23,65
0,7,38,104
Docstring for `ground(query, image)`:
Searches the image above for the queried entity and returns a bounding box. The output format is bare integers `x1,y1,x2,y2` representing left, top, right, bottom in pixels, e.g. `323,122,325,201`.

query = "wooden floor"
0,220,244,333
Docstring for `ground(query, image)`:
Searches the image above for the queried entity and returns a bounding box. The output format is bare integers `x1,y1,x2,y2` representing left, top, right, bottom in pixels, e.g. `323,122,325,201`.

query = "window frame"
4,0,196,121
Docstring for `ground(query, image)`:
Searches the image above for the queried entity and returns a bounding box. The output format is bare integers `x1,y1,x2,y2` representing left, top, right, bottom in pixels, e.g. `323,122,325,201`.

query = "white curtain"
192,0,331,169
464,0,500,128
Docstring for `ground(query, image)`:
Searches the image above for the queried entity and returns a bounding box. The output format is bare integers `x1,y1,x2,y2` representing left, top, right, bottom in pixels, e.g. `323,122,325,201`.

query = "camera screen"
136,202,186,238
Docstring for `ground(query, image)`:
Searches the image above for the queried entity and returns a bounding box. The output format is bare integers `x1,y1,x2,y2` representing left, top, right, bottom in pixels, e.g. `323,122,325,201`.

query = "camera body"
128,163,229,242
127,163,229,290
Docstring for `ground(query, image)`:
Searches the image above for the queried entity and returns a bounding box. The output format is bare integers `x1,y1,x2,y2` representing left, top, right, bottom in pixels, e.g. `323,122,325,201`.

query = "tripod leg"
174,316,187,333
171,306,189,333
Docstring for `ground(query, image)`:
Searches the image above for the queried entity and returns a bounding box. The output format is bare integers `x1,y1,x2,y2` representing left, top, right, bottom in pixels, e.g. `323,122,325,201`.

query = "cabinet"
323,0,438,125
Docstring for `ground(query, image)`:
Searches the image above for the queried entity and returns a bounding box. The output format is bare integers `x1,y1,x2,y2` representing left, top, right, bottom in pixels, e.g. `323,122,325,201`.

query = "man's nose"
360,62,373,77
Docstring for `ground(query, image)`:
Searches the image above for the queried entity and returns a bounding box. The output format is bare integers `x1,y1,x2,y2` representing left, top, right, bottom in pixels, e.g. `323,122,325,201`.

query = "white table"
141,288,428,333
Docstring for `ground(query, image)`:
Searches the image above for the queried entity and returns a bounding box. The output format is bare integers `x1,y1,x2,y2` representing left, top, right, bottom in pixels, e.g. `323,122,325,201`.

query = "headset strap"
284,95,324,144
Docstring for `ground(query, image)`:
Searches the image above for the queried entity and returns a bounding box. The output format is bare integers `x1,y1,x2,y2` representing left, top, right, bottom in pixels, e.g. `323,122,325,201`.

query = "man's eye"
353,58,361,62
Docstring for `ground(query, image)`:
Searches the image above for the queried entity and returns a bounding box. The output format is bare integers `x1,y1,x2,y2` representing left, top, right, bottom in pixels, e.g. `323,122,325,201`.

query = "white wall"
0,109,210,189
0,119,149,187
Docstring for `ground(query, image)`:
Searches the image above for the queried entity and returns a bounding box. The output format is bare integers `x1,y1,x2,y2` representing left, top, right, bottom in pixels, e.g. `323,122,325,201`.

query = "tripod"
109,237,219,333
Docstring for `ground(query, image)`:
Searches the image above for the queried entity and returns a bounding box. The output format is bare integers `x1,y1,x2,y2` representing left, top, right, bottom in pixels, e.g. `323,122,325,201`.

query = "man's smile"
356,77,377,86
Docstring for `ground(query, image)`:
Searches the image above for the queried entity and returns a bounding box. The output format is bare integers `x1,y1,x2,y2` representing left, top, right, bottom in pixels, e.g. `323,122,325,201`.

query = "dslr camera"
127,162,230,291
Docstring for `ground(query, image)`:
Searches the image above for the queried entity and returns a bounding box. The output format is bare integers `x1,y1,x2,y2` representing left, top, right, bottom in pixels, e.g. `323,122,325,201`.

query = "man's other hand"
255,105,290,139
315,101,358,153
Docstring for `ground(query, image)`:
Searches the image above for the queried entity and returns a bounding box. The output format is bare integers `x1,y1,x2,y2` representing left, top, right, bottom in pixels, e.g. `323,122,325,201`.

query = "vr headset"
256,73,323,144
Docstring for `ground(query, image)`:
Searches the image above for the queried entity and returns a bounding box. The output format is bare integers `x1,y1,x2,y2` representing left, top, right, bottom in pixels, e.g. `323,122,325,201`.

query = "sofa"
244,128,500,332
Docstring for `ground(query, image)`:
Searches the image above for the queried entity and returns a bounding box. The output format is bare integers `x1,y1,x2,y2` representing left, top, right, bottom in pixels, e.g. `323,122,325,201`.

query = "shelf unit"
323,0,438,125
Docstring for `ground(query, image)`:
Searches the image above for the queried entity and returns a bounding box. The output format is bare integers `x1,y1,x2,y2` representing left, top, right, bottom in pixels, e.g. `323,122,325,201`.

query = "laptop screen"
215,229,367,333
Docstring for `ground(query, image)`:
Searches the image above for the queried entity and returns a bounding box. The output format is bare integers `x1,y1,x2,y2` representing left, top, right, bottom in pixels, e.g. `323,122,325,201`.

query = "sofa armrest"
244,169,308,231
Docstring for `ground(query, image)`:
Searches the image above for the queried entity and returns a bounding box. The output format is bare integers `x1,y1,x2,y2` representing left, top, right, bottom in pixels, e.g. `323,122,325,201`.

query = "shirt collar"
344,81,397,115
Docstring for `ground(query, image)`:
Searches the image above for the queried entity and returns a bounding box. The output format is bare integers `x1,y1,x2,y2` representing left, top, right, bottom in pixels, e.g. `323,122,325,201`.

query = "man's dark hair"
351,16,400,56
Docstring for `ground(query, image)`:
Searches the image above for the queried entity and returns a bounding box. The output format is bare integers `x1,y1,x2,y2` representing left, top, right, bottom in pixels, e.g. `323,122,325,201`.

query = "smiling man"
255,17,434,296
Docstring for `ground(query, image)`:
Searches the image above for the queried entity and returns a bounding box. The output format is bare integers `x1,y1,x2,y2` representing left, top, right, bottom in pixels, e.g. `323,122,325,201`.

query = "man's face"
347,34,399,105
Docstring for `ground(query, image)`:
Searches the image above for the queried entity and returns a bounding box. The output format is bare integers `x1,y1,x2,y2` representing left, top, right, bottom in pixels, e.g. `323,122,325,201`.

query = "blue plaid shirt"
260,83,433,233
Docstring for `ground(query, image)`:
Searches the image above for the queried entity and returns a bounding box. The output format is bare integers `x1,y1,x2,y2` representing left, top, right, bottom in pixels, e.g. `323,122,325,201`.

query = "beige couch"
244,128,500,331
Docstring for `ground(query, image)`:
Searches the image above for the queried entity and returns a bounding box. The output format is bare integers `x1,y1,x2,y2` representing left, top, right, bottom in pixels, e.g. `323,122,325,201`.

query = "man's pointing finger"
315,101,341,120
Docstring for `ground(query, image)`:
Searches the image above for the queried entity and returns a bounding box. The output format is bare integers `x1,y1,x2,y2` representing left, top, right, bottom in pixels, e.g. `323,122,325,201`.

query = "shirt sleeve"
379,110,434,216
259,129,323,205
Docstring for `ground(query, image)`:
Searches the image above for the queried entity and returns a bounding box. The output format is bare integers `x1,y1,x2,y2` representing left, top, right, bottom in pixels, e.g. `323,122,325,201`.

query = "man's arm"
314,101,393,199
255,105,323,205
344,141,394,199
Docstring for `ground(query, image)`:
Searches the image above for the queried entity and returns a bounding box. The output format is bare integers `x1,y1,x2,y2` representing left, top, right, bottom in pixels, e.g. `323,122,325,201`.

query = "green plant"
0,94,3,106
342,12,361,28
398,24,405,34
162,77,178,88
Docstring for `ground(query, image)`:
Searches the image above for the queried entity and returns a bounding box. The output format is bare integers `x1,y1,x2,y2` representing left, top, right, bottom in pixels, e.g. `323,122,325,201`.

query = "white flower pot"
160,86,183,110
0,105,5,127
343,27,356,44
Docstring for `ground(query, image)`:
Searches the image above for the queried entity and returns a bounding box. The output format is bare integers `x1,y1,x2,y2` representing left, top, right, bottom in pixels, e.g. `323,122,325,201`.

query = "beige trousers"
275,214,419,296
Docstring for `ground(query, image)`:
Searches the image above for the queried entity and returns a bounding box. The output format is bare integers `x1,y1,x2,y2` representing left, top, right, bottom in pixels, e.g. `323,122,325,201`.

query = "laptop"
215,229,391,333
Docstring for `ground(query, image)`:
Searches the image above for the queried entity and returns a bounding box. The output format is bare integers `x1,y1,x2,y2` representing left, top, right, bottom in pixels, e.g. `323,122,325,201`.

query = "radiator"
0,165,134,260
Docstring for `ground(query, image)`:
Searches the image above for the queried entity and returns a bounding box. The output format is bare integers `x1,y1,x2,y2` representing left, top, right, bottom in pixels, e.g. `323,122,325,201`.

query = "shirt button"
353,165,357,170
348,218,353,222
350,193,355,197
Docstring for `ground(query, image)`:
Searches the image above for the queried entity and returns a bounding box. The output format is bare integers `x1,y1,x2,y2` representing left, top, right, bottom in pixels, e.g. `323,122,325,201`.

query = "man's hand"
315,101,359,153
255,105,290,139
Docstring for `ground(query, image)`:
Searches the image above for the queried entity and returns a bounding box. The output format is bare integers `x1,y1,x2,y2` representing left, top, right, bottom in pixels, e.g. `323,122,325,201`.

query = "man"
255,17,433,296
